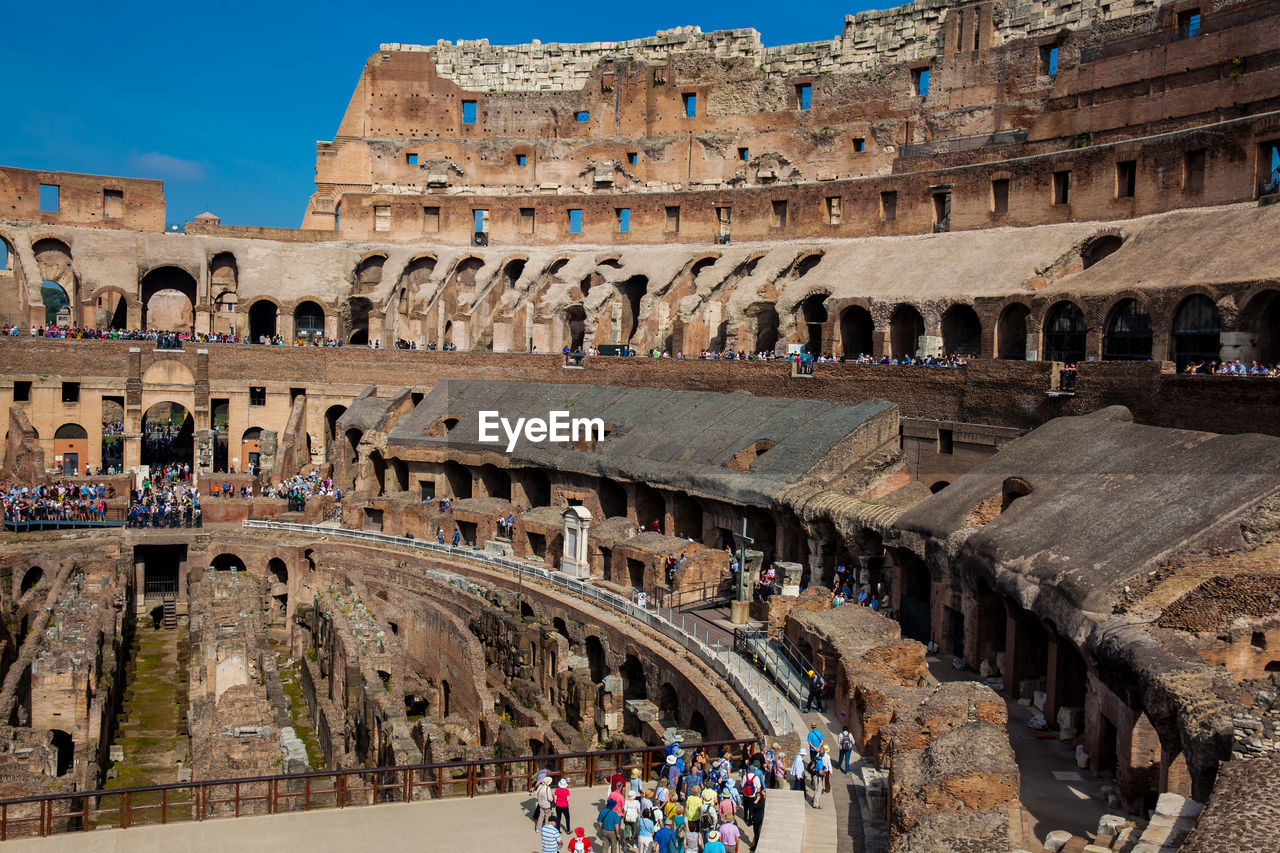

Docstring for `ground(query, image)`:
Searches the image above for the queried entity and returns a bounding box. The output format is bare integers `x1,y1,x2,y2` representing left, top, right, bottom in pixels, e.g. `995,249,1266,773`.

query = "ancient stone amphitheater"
1,0,1279,850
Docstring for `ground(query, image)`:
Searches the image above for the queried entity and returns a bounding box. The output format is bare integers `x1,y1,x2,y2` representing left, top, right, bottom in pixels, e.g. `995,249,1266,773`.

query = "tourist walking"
837,727,854,773
534,776,554,832
555,779,572,831
597,799,623,853
541,821,564,853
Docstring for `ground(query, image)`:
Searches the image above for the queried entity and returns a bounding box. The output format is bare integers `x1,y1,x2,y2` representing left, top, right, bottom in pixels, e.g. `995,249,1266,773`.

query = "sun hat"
708,831,720,842
666,756,677,765
559,779,568,788
575,828,586,838
632,769,641,778
702,789,715,802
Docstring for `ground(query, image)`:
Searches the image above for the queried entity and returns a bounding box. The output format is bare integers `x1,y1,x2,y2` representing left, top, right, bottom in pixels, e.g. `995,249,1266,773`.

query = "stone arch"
890,304,925,359
247,298,279,343
324,405,347,445
688,709,707,737
141,400,194,470
1103,296,1154,361
749,302,780,353
91,286,131,330
1081,233,1125,270
499,257,527,289
353,254,386,293
1234,286,1280,364
564,304,587,350
1170,293,1221,369
294,300,326,341
1042,300,1087,363
621,653,647,700
346,296,373,344
447,256,485,290
140,266,198,332
20,567,43,595
784,250,824,281
40,280,71,327
658,683,679,722
796,291,831,355
996,300,1031,360
210,553,247,572
837,303,874,358
0,233,12,272
209,252,238,300
688,254,721,285
584,635,606,684
941,303,982,356
32,238,76,323
615,276,649,344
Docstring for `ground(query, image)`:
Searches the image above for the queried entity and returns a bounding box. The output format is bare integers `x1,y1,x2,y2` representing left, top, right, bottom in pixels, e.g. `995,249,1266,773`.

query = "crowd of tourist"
531,733,851,853
2,482,115,524
1183,359,1280,376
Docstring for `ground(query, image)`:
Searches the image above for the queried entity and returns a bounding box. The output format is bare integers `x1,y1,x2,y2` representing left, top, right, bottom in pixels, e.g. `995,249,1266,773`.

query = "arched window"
1171,295,1220,370
997,304,1029,360
1043,301,1086,363
1103,299,1152,360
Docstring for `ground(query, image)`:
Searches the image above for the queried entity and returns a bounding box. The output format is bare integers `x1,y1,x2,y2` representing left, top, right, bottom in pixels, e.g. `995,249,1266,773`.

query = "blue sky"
1,0,883,229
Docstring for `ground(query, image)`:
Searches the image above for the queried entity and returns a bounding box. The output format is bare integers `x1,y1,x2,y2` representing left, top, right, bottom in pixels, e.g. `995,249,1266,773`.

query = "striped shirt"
540,823,562,853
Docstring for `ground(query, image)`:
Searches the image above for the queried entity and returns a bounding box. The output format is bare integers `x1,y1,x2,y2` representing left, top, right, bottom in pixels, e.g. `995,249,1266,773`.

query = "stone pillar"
776,561,804,597
872,327,889,360
918,334,942,358
194,308,211,336
195,429,215,477
1220,330,1254,362
662,493,676,537
279,311,295,345
561,507,592,578
1044,634,1063,726
1085,327,1103,362
623,483,639,523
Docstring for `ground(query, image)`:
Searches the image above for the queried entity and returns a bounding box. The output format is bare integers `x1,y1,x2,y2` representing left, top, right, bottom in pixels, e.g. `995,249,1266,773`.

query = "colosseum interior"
2,0,1280,850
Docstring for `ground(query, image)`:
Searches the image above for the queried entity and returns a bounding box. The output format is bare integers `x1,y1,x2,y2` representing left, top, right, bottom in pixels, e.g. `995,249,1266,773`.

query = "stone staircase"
162,595,177,628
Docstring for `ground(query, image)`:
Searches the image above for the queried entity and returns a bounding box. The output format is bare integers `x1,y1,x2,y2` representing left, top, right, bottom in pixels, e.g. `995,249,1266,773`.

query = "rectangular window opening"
825,196,842,226
992,178,1010,215
462,100,477,124
880,191,897,222
39,184,59,213
1178,9,1201,39
1184,149,1206,192
373,205,391,232
771,199,788,228
473,209,488,234
1053,170,1071,205
13,381,31,402
1116,160,1137,198
519,208,535,235
249,387,266,406
575,111,590,123
913,68,930,96
738,147,749,162
616,208,630,233
938,428,954,455
568,208,583,234
516,153,527,166
103,189,124,219
627,152,638,165
852,137,865,153
1041,46,1059,76
683,92,697,118
1262,142,1280,195
665,205,681,233
796,83,811,110
406,153,418,166
424,206,440,233
61,382,79,404
420,481,436,501
933,191,951,230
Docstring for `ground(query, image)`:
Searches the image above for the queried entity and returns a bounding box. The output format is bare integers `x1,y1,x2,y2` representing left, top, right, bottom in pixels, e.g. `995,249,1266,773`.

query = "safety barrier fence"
0,739,755,840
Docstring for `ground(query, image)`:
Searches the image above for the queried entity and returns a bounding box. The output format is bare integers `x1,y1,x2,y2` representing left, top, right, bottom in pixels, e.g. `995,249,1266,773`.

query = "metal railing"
242,520,795,734
646,577,735,611
733,627,812,708
0,739,754,841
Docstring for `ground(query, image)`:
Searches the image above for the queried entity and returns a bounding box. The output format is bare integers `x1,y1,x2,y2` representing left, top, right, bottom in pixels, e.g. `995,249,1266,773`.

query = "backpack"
569,837,591,853
699,810,717,833
624,800,640,823
742,775,757,797
840,732,854,750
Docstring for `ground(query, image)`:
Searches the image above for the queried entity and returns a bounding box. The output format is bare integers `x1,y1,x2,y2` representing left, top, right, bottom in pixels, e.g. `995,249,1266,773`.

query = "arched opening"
672,493,703,541
0,238,8,271
799,293,829,355
1001,477,1032,511
1238,289,1280,365
268,558,288,617
478,465,511,501
211,553,247,572
389,457,409,492
248,301,278,343
53,423,88,476
522,469,550,507
1082,235,1125,269
442,321,454,349
50,730,73,777
941,304,982,356
752,304,779,353
621,654,647,700
890,304,924,360
448,256,485,290
839,306,873,358
294,301,326,342
212,290,238,334
520,600,535,620
1043,301,1087,363
20,567,43,595
634,482,664,532
369,450,387,495
501,258,526,289
325,406,347,445
565,305,587,351
141,402,193,472
585,636,606,684
241,427,263,475
997,304,1029,360
1171,294,1221,370
687,710,707,738
929,481,950,493
342,428,362,490
100,290,129,330
441,679,451,718
616,276,648,343
41,280,70,326
268,558,288,585
599,479,626,518
140,267,197,333
1103,299,1153,361
443,461,472,498
658,683,678,723
553,617,570,639
346,297,373,344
